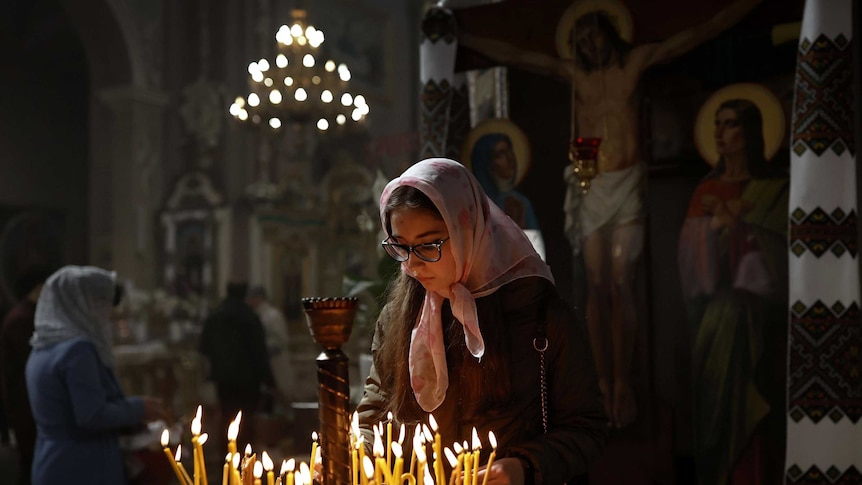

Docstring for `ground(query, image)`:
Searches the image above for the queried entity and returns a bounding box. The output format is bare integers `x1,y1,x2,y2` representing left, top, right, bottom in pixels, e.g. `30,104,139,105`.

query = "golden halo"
556,0,634,59
462,118,531,187
694,82,786,166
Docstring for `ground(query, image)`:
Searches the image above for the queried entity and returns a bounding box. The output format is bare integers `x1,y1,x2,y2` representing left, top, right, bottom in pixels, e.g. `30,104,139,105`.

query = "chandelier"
228,8,370,133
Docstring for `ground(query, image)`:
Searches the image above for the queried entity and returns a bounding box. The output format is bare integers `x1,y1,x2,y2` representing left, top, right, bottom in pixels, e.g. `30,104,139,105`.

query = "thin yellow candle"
254,461,263,485
463,451,472,485
262,451,275,485
470,428,482,485
161,429,186,485
428,416,444,485
309,431,319,477
386,411,393,469
352,440,359,485
199,433,210,485
414,439,427,485
444,447,458,485
409,424,421,478
358,436,368,485
284,459,296,485
391,441,404,485
480,432,497,485
177,445,194,485
191,406,203,485
279,458,296,485
232,453,242,485
223,453,232,485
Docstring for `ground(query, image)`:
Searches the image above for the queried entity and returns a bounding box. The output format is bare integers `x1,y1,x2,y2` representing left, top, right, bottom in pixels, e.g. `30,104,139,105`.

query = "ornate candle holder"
302,297,358,485
569,137,602,194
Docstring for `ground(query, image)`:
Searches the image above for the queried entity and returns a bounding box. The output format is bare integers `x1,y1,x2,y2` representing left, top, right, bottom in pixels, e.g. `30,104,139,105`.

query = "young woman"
357,158,607,484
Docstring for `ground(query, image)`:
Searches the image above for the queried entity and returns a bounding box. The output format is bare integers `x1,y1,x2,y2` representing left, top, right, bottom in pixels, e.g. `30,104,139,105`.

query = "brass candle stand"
302,297,358,485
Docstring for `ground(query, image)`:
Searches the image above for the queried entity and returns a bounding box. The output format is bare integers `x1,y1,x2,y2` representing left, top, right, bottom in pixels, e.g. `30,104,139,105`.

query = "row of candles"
161,406,498,485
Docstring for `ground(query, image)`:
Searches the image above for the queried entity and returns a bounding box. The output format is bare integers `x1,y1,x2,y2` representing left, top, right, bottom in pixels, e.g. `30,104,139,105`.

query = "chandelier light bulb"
269,90,283,104
305,26,315,37
251,71,264,83
238,109,248,121
336,114,346,125
248,93,260,107
354,95,366,107
264,78,273,87
269,118,282,129
297,36,307,46
229,103,241,116
284,77,294,87
359,104,370,115
276,27,290,44
338,64,351,81
317,118,329,131
276,54,288,68
341,93,353,106
248,62,259,75
303,54,315,67
295,88,308,101
291,24,303,37
234,96,245,107
351,108,362,121
325,60,336,72
321,90,333,103
258,59,270,71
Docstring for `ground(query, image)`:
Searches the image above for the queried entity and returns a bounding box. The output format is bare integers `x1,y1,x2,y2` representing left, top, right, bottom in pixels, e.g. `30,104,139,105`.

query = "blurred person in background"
246,285,294,409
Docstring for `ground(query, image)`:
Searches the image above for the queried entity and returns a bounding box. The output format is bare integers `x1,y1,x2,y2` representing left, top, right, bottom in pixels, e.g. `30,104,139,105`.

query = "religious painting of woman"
463,118,545,260
678,83,789,485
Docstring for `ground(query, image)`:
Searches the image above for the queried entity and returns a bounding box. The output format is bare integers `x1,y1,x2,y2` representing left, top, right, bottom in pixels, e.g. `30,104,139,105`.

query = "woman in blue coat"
25,266,167,484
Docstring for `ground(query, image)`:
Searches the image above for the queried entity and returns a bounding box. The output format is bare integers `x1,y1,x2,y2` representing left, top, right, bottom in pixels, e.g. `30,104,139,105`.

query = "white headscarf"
379,158,554,411
30,265,118,369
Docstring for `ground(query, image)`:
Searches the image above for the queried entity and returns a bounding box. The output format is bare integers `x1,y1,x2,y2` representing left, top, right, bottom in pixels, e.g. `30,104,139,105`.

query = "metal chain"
534,336,549,434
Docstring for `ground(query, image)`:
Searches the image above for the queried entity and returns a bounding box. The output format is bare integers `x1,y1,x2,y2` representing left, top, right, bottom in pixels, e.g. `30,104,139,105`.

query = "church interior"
0,0,860,483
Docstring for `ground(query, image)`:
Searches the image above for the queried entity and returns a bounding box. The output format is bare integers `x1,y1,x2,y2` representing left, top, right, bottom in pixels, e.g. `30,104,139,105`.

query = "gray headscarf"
31,265,117,369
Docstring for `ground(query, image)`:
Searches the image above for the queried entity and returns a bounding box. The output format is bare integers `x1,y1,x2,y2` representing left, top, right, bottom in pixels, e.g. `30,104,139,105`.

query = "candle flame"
415,443,427,462
423,465,434,485
262,451,274,471
199,433,208,445
362,456,375,479
175,444,182,461
444,447,458,467
299,462,311,485
287,458,296,471
225,453,231,462
428,414,438,432
191,414,201,436
232,453,241,468
161,429,169,447
245,443,253,456
488,431,498,449
373,427,384,457
254,461,263,478
453,441,463,454
422,424,433,442
227,417,239,441
391,441,402,458
387,411,393,421
398,423,406,444
351,411,360,435
279,459,289,474
312,430,318,441
471,427,481,450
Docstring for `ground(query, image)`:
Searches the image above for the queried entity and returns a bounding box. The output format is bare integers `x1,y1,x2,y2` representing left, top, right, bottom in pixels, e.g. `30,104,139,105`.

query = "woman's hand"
141,396,169,422
475,457,526,485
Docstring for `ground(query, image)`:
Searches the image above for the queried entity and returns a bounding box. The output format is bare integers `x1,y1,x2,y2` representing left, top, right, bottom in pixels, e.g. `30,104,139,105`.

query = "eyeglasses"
381,237,450,263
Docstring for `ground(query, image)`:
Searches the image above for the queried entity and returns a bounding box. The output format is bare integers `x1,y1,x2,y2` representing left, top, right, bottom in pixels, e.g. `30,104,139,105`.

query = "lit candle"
263,451,275,485
228,411,242,456
254,461,263,485
243,444,256,485
481,432,497,485
463,450,472,485
162,429,187,485
177,445,194,485
357,436,368,485
392,441,405,485
299,461,311,485
285,459,296,485
309,432,319,477
373,429,385,485
471,428,482,485
232,453,242,485
352,440,359,485
199,433,210,485
386,411,393,469
223,453,231,485
191,406,206,485
428,416,444,485
444,447,458,485
361,456,374,485
280,459,293,485
414,438,427,485
409,424,421,478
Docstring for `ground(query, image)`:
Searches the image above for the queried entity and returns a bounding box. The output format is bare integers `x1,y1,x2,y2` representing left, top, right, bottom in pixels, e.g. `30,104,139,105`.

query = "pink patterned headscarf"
379,158,554,411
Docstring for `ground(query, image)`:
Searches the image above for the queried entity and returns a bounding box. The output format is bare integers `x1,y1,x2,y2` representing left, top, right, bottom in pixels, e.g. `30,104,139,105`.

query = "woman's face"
491,139,517,181
389,205,457,296
714,108,745,160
